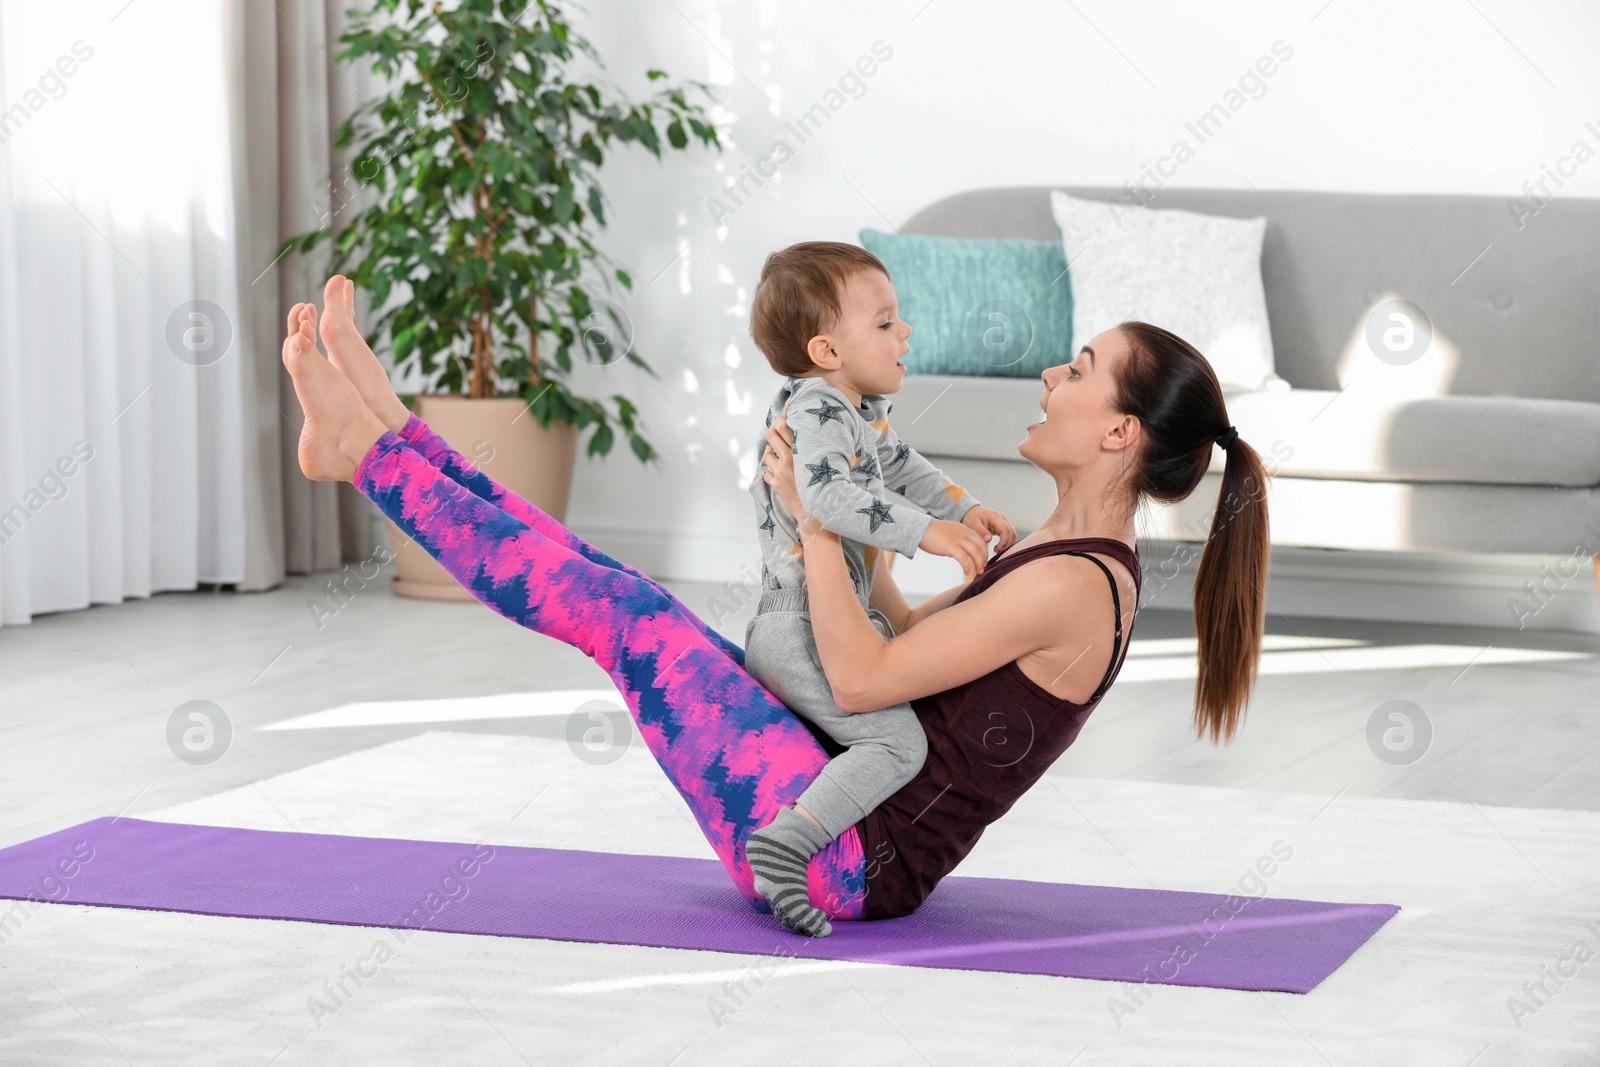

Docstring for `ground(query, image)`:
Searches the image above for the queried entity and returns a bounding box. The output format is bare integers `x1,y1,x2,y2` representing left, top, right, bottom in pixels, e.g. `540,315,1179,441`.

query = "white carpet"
2,730,1595,1066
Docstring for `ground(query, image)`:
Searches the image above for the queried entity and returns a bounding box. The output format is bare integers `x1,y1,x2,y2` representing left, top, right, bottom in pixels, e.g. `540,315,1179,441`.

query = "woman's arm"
866,550,971,635
764,419,1065,714
799,515,1079,711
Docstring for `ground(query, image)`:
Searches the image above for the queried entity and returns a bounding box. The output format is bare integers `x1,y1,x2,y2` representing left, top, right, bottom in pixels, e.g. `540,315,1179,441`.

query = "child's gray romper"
745,375,981,838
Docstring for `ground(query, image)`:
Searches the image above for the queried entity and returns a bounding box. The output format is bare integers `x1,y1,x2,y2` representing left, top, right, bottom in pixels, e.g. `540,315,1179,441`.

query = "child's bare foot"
319,275,411,434
282,302,388,482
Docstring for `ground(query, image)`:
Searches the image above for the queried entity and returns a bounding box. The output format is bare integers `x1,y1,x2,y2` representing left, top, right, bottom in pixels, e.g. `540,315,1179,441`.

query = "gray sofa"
888,186,1600,571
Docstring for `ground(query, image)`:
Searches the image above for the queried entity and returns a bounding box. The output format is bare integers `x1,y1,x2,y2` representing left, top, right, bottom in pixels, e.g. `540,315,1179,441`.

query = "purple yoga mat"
0,817,1397,993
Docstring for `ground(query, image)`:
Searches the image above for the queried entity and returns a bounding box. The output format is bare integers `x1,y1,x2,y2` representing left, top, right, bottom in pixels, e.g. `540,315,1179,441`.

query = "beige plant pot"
387,394,580,601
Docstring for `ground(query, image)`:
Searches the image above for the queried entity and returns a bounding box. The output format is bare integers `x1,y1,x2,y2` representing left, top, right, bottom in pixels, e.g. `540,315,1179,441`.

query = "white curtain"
0,0,375,628
243,0,384,585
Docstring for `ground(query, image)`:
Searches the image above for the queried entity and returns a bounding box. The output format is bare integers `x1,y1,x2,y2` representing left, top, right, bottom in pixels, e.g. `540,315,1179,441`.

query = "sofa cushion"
929,453,1600,555
1050,190,1286,391
1224,389,1600,488
889,374,1046,462
889,374,1600,488
857,229,1072,378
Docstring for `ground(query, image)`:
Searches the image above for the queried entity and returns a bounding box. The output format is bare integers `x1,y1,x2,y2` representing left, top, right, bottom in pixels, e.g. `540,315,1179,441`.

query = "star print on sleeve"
805,458,842,487
805,397,847,426
758,504,776,537
938,479,969,506
875,421,981,522
788,379,934,556
856,498,895,533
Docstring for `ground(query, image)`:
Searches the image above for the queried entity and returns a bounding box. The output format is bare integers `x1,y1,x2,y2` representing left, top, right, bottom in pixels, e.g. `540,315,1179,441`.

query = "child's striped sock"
746,805,834,937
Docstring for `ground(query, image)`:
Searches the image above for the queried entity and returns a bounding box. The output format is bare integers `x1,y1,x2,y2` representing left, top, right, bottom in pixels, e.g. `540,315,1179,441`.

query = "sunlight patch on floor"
259,689,623,730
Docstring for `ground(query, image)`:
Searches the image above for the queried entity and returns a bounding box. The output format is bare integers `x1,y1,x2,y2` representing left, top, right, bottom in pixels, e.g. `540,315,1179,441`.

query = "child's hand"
919,518,990,580
962,505,1017,553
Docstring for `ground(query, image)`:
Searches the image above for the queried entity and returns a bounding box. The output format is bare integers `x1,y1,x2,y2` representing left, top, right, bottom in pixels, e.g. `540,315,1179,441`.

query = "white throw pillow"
1049,190,1288,392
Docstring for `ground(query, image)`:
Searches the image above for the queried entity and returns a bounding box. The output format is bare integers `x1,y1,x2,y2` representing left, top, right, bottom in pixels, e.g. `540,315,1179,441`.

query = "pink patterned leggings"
353,414,868,920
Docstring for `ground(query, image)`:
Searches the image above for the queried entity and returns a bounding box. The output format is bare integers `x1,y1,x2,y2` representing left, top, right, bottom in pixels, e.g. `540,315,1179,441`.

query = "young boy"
742,241,1016,936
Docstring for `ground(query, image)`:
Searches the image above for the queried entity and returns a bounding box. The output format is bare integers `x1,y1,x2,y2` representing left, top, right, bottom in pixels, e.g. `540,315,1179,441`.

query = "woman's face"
1018,327,1134,471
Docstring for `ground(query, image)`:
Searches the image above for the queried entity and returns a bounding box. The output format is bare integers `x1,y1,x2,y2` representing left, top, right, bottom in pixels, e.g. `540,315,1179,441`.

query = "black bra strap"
1058,550,1127,704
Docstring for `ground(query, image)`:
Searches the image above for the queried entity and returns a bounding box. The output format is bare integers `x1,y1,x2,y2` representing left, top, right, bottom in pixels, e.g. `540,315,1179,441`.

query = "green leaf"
394,324,418,360
552,186,575,222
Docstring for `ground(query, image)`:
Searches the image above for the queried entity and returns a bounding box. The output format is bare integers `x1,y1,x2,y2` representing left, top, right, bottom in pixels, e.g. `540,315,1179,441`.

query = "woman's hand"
761,416,808,522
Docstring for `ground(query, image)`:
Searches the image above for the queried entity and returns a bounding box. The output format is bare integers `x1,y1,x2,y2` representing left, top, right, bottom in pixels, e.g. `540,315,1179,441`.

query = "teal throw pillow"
858,229,1072,378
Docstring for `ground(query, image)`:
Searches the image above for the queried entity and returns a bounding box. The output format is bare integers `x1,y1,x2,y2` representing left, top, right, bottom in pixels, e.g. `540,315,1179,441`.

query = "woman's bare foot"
319,275,411,434
282,302,389,482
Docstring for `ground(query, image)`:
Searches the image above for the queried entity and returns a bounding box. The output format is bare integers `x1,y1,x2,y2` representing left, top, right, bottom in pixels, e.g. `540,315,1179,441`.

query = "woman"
282,275,1269,928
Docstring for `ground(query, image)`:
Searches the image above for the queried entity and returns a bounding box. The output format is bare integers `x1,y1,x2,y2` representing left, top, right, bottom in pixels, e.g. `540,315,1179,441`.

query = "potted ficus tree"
288,0,722,599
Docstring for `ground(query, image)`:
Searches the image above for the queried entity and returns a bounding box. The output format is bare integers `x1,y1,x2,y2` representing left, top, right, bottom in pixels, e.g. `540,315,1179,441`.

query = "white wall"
552,0,1600,629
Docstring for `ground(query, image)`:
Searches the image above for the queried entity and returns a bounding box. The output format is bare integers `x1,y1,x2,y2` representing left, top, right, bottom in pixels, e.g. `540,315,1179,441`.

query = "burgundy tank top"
853,536,1141,919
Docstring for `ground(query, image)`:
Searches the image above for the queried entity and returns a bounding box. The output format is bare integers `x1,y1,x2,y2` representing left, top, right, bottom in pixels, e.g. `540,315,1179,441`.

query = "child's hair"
749,241,890,377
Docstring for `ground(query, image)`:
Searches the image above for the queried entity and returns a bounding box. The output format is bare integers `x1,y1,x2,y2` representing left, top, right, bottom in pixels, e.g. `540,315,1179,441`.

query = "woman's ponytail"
1191,434,1270,744
1113,323,1272,745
